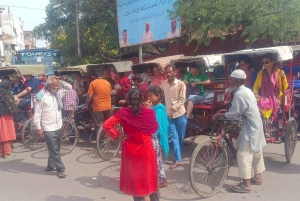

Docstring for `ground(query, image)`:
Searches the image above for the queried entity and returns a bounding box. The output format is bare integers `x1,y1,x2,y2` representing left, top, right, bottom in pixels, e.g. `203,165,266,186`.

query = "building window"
25,45,29,49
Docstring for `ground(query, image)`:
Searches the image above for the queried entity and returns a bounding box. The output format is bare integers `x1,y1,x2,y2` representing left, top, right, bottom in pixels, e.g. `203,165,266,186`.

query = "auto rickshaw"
0,65,46,150
189,46,297,198
170,55,231,144
86,62,134,160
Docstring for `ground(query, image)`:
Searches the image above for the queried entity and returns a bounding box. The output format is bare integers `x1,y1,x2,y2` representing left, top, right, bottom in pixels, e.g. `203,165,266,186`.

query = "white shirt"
142,30,154,42
34,81,72,131
225,85,266,153
167,29,180,38
120,40,130,47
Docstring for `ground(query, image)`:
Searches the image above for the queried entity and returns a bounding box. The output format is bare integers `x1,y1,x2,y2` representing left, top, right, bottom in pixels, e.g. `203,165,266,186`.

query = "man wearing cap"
142,22,154,43
212,69,266,193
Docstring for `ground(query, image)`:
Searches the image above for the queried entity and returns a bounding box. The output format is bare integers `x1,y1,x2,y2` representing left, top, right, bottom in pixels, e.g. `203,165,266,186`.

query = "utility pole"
74,0,81,57
138,44,143,64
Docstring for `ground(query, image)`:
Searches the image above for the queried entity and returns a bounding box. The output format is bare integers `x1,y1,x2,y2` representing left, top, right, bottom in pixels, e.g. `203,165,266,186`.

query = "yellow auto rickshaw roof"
0,65,45,76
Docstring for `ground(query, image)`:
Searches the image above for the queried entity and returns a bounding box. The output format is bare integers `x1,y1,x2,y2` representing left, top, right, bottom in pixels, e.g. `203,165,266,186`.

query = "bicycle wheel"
21,118,46,150
60,118,79,156
285,117,297,163
96,124,121,161
189,138,229,198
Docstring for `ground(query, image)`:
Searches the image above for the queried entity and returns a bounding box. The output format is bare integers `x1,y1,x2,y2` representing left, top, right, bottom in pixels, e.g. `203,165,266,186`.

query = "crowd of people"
0,52,288,200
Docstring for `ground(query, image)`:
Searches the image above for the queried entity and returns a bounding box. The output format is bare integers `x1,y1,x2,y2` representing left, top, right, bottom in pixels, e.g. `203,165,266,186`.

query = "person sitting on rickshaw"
238,55,258,90
184,63,211,119
114,72,132,106
9,73,25,96
253,53,288,138
74,73,88,105
13,74,40,123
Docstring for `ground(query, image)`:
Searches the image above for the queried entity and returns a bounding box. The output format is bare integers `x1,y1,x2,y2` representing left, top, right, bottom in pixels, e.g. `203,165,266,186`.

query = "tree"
33,0,122,65
169,0,300,47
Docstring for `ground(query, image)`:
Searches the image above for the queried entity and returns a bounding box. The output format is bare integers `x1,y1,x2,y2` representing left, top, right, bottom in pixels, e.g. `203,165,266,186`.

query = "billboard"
117,0,180,48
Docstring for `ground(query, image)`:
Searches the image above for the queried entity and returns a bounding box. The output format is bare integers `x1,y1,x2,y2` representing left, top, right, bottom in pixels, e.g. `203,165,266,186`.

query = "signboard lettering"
117,0,180,48
20,52,58,57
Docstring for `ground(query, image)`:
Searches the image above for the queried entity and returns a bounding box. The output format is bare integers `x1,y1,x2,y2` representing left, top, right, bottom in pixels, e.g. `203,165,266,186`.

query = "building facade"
1,10,25,65
24,31,36,49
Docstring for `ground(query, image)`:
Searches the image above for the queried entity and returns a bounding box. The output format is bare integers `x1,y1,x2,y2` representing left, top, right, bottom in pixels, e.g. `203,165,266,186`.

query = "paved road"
1,135,300,201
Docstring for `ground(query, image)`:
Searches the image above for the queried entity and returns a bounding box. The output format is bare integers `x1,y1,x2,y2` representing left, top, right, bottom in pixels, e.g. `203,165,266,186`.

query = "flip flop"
230,183,252,193
57,172,67,179
169,163,182,170
251,178,263,185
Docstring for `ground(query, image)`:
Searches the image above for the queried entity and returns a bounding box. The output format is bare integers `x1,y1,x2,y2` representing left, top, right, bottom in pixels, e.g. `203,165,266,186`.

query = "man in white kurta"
142,22,154,43
34,76,72,178
212,70,266,193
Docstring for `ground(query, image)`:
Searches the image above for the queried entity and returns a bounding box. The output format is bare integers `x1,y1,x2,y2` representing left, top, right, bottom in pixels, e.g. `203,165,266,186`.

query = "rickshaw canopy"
132,54,184,73
54,65,89,77
86,62,131,75
224,46,294,64
171,54,224,68
0,65,45,77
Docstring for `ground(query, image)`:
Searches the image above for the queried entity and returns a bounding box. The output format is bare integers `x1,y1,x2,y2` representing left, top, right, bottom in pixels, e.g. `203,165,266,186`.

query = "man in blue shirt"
14,74,40,123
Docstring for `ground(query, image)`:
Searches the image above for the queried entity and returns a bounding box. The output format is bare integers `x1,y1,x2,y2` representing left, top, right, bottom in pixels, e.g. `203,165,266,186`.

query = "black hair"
164,64,176,72
190,63,200,70
132,73,143,83
127,88,143,115
262,53,278,66
238,55,251,64
122,29,127,34
147,86,163,102
119,72,125,77
95,70,102,78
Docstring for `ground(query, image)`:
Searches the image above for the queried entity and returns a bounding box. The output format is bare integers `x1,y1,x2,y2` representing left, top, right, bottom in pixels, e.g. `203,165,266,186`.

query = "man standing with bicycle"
34,76,72,179
212,69,266,193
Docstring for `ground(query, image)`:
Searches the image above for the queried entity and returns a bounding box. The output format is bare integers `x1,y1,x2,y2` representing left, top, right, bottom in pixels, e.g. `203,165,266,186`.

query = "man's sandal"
230,183,252,193
57,172,67,178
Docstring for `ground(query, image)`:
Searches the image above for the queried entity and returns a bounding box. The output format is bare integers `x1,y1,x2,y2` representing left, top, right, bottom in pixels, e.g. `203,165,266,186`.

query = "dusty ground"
0,135,300,201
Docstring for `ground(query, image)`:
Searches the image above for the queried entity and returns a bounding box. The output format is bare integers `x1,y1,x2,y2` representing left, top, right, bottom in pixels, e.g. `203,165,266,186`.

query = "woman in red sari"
0,79,18,159
103,88,159,201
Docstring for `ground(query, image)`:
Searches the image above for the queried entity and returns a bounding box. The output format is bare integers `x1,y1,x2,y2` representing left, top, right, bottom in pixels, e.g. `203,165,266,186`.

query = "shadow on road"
75,160,122,195
0,158,55,176
263,152,300,174
45,195,94,201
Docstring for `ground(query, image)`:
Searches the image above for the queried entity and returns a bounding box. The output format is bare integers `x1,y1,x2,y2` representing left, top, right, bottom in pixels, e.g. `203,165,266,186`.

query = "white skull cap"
230,69,246,79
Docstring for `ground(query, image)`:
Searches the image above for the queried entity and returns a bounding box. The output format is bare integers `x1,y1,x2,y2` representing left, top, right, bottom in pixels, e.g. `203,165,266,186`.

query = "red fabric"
103,115,158,196
0,141,12,156
0,115,16,142
114,107,158,134
138,82,149,101
116,77,132,95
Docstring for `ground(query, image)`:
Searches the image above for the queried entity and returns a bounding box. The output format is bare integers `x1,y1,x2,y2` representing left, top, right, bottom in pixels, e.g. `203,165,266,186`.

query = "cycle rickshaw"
0,65,46,150
86,62,133,160
189,46,297,198
170,55,231,144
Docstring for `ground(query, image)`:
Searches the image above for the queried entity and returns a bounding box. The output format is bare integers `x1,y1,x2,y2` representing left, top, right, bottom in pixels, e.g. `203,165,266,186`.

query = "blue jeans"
169,114,187,162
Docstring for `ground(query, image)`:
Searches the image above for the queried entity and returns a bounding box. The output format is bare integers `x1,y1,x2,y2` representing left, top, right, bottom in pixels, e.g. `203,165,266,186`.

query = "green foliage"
33,0,121,65
170,0,300,47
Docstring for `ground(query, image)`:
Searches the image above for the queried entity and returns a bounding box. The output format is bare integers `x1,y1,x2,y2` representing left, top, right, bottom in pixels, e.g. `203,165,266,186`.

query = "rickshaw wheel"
189,138,229,198
284,117,297,163
60,118,79,156
21,118,46,151
96,124,121,161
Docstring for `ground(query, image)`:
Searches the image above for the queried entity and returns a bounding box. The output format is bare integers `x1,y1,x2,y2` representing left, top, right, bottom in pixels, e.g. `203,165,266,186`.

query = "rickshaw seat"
193,90,227,112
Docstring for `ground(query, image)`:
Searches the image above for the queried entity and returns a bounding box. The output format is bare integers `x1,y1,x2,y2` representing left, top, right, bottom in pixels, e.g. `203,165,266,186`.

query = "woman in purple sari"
253,53,288,139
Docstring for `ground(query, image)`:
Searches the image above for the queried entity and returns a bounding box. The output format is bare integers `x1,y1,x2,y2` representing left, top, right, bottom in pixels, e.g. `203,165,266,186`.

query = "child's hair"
147,86,163,101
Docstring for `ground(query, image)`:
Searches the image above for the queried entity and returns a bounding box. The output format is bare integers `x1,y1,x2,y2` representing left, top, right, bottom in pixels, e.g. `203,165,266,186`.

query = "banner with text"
117,0,180,48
